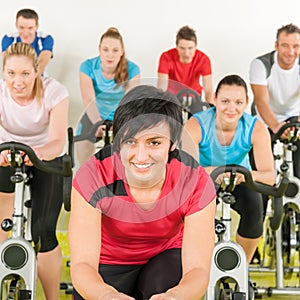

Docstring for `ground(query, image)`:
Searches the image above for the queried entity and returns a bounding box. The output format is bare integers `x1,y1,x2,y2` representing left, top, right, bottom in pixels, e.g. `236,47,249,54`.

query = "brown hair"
215,74,248,100
276,23,300,40
176,26,197,45
16,8,39,25
3,42,44,104
99,27,128,86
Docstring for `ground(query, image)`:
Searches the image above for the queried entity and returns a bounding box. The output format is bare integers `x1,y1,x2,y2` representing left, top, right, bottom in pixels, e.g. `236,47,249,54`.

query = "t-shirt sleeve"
127,61,140,79
73,156,103,206
201,54,212,76
1,35,14,52
44,78,69,110
80,59,92,78
41,34,54,52
249,58,267,85
157,52,170,74
185,167,216,216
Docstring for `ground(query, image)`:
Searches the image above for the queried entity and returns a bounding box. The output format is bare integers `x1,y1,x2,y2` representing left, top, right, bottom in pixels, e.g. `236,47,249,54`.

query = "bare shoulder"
252,119,270,142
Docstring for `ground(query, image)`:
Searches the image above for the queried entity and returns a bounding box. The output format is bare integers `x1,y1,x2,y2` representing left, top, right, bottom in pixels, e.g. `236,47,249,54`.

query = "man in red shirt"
158,25,213,104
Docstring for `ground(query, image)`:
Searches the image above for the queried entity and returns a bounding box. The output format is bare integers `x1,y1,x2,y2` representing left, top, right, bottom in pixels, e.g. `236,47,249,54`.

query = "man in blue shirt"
1,8,54,76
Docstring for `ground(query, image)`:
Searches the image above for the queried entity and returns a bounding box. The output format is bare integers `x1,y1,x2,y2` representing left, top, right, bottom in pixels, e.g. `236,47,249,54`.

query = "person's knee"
137,249,182,299
238,217,263,238
37,228,59,252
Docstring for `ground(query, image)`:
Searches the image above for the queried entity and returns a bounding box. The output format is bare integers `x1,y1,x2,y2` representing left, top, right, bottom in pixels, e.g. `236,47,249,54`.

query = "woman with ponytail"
77,27,140,163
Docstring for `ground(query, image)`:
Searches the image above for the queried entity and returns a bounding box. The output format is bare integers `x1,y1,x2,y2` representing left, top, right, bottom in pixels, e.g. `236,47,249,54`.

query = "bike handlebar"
210,164,288,197
0,142,72,177
73,120,113,144
176,88,211,113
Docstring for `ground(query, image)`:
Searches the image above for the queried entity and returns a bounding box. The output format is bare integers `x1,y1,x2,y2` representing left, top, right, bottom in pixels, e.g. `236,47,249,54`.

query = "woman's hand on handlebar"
204,166,245,185
0,149,10,166
214,172,245,185
23,147,44,166
95,124,106,138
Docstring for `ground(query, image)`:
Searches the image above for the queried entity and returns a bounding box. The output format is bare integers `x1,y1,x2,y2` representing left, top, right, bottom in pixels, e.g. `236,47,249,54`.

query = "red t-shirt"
73,147,215,265
158,48,212,95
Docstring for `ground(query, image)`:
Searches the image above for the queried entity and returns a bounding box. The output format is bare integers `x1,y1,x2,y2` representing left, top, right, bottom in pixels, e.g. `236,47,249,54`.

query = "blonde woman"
0,42,69,299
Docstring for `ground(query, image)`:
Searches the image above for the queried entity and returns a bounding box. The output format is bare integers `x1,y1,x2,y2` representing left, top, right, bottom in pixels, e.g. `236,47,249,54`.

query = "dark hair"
113,85,183,151
215,74,248,98
99,27,128,86
176,26,197,45
276,23,300,40
16,9,39,24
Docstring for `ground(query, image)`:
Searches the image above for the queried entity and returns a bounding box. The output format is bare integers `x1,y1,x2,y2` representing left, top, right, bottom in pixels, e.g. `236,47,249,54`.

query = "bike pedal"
232,292,246,300
19,290,32,299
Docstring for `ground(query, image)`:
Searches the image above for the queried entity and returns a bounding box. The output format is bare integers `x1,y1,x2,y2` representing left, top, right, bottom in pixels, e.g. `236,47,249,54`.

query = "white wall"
1,0,300,126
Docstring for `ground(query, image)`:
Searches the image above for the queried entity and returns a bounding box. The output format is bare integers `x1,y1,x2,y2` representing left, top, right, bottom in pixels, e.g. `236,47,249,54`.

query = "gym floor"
35,209,300,299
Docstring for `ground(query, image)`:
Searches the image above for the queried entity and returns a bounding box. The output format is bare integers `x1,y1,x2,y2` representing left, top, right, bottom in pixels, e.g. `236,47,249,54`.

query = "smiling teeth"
133,163,151,169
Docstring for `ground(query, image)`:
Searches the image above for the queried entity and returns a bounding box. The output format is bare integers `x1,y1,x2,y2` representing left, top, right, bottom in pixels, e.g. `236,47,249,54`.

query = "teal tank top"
193,107,257,169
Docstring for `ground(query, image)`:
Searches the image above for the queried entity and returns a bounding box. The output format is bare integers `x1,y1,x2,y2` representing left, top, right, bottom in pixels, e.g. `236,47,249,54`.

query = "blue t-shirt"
193,107,257,169
1,32,54,56
80,56,140,121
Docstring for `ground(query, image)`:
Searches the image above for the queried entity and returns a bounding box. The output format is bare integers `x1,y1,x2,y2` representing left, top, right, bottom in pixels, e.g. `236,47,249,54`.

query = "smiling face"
215,84,248,127
120,122,174,189
176,39,197,64
99,37,124,72
275,32,300,69
16,16,38,44
3,55,37,103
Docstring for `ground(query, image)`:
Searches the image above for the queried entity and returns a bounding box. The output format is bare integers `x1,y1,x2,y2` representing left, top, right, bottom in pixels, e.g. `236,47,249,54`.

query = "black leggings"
72,248,182,300
230,185,264,238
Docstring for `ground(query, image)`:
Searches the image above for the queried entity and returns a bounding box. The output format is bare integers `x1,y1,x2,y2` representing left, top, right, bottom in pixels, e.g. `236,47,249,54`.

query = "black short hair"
113,85,183,151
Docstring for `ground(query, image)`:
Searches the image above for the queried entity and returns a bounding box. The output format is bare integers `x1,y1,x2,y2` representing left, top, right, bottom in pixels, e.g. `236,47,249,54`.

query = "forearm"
84,100,103,123
37,51,52,76
80,72,102,123
157,73,168,91
202,75,213,105
251,170,275,186
166,268,209,300
204,90,213,105
34,139,66,161
71,263,118,300
255,100,279,131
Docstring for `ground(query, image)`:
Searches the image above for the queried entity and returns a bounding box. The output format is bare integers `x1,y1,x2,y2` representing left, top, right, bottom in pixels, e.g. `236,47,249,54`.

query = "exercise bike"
59,123,113,296
205,165,288,300
176,88,211,123
73,118,113,146
0,142,72,299
251,121,300,297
